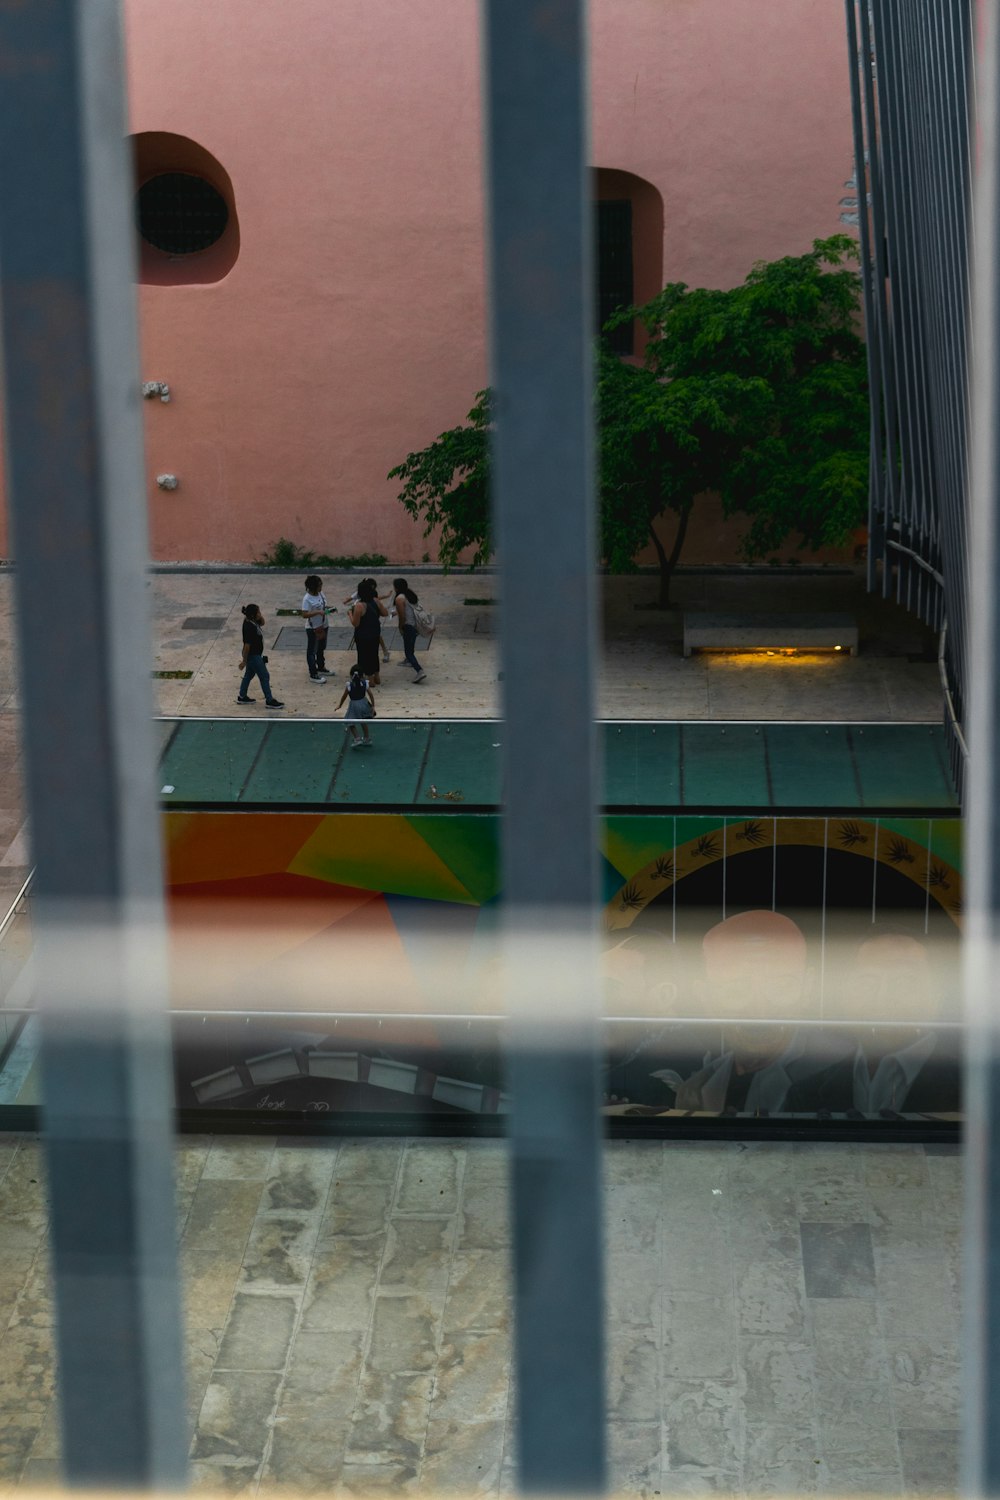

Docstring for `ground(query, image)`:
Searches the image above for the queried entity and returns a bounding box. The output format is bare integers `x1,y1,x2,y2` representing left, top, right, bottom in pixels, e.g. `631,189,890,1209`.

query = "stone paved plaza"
0,562,943,885
142,566,940,723
0,1134,963,1496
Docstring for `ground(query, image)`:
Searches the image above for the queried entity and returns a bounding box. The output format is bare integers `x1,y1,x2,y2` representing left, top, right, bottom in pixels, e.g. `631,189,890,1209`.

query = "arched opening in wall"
130,132,239,285
593,169,663,357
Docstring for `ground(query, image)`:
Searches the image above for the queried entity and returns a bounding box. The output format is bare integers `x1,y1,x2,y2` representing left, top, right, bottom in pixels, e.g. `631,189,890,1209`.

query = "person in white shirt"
300,574,331,683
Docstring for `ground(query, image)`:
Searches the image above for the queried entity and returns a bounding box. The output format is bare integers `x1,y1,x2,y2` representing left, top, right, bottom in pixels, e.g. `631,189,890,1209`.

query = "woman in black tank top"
349,577,387,684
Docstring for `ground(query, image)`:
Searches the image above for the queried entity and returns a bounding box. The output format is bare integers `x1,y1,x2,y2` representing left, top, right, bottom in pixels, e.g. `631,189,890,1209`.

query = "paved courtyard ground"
0,1134,963,1497
0,562,943,881
142,566,941,723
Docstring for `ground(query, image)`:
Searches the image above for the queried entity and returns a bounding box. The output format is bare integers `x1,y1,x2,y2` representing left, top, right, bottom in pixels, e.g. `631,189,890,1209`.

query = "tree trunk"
648,505,692,609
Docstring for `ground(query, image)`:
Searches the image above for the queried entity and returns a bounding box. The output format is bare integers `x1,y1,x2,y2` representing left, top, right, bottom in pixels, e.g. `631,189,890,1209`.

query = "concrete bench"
682,611,858,657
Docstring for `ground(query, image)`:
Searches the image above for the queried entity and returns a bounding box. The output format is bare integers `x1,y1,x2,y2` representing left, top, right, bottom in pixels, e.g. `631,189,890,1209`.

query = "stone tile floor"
0,1134,962,1497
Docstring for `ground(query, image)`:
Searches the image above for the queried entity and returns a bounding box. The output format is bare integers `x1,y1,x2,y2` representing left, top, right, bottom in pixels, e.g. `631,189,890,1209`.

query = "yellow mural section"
287,813,479,905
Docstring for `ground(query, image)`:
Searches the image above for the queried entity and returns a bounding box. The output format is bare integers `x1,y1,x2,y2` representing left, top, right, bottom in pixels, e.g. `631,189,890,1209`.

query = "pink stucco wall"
0,0,856,562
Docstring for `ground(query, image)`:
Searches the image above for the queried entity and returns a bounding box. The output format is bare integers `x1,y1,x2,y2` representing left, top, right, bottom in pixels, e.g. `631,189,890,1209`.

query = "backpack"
411,601,436,638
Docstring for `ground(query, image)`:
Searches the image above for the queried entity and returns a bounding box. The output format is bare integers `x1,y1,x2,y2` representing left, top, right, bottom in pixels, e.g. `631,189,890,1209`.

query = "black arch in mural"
607,819,962,932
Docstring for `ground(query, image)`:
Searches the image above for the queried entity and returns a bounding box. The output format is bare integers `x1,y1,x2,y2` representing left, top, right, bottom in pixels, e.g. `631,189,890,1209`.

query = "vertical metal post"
481,0,606,1490
849,0,973,785
845,0,884,593
964,0,1000,1492
863,0,902,598
0,0,187,1485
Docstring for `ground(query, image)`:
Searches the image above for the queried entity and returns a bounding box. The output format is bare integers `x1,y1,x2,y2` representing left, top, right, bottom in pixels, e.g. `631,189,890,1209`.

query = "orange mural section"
163,811,497,1020
165,812,326,886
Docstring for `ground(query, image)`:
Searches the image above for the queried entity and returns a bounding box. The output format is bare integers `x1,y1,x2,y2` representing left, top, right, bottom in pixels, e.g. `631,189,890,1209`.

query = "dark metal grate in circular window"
136,173,229,255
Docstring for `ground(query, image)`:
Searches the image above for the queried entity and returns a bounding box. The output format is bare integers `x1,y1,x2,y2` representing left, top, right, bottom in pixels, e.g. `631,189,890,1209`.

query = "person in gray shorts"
337,665,375,748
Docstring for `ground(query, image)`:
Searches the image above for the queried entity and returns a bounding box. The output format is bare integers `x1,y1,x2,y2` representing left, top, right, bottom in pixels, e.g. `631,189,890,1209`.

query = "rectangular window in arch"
597,197,634,353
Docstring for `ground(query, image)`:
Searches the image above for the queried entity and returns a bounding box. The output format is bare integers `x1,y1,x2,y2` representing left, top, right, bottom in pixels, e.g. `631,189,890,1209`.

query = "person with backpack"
392,576,432,683
336,665,375,748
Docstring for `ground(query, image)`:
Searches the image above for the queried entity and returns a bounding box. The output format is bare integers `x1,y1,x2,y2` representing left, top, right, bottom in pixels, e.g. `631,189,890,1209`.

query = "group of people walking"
237,575,431,747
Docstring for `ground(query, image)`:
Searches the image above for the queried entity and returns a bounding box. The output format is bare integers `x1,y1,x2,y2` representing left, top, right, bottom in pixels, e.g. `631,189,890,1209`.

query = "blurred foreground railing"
0,0,992,1493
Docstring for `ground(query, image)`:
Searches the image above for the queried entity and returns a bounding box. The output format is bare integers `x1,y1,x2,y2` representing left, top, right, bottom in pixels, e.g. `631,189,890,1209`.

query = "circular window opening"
136,173,229,255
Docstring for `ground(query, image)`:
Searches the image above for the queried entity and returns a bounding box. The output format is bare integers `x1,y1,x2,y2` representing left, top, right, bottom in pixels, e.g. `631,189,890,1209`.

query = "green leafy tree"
596,345,769,605
388,235,868,604
388,392,492,570
633,233,869,580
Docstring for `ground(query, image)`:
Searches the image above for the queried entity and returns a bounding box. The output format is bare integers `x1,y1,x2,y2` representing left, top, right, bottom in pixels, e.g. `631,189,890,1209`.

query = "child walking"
337,665,375,748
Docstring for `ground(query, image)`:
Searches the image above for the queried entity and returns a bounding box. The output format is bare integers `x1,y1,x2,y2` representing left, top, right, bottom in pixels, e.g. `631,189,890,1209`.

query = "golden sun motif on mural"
605,818,962,932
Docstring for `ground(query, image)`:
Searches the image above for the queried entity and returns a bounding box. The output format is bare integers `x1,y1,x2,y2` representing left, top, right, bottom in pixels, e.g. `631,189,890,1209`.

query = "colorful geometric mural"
164,811,498,1022
164,810,963,1123
166,810,500,902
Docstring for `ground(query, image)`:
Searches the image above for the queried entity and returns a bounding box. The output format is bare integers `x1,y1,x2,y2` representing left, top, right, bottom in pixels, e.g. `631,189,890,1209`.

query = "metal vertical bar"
944,0,975,749
919,1,953,567
0,0,186,1486
893,0,933,614
926,0,966,639
909,1,946,634
880,0,933,610
852,0,974,782
870,0,911,610
893,3,932,582
845,0,884,595
863,0,901,597
480,0,605,1491
922,0,973,786
964,0,1000,1490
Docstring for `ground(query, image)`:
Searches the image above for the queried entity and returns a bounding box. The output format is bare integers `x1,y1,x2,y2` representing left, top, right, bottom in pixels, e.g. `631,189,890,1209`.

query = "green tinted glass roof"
158,719,957,813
